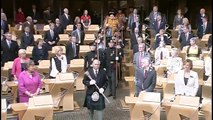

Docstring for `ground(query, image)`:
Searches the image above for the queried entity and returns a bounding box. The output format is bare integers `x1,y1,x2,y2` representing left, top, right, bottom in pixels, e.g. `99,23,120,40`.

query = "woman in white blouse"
175,59,199,96
204,47,212,81
154,41,170,65
49,46,67,78
167,48,183,75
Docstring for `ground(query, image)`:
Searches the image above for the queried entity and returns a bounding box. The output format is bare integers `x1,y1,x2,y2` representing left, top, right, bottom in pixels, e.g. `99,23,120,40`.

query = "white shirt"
93,69,99,76
6,40,11,47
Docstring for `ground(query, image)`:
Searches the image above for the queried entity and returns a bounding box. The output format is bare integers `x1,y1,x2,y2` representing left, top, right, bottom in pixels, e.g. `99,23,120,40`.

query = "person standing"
18,60,42,102
83,59,108,120
60,8,71,30
134,57,156,97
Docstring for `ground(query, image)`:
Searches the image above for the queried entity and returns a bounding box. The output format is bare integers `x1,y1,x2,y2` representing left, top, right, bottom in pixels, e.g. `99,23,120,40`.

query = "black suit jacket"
196,14,208,27
71,29,85,44
43,11,55,24
1,20,9,33
65,42,80,64
54,24,64,34
135,67,156,92
179,32,194,50
20,32,35,49
60,14,71,29
197,22,212,38
131,22,142,33
1,40,19,66
155,35,169,49
44,30,59,49
83,68,108,95
32,45,49,65
130,33,141,49
153,20,166,35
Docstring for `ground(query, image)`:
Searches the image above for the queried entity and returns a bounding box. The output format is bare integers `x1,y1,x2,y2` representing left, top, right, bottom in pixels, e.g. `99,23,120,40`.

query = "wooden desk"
68,59,85,90
164,96,200,120
11,103,28,120
58,34,69,45
124,76,135,97
43,73,75,111
65,25,73,33
124,63,134,76
37,60,50,74
79,45,90,57
125,92,161,120
85,25,99,34
1,61,13,79
26,46,34,58
1,99,7,120
84,34,95,44
33,34,43,41
6,81,18,103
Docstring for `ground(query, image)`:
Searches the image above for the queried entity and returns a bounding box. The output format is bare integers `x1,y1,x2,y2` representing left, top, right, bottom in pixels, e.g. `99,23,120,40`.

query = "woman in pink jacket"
18,60,42,102
12,49,30,80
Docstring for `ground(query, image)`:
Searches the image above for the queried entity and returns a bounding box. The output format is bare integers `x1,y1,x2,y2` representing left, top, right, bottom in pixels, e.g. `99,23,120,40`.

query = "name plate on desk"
138,92,161,103
56,73,75,82
31,95,53,107
175,96,200,107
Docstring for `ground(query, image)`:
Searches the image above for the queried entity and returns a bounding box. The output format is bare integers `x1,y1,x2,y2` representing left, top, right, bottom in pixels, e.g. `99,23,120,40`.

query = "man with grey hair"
60,8,71,29
1,32,19,66
134,57,156,97
22,16,35,34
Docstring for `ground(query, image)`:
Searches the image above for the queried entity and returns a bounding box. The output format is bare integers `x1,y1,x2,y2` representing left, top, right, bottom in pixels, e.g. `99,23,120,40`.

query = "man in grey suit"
134,57,156,97
148,6,161,29
71,22,85,44
133,43,150,70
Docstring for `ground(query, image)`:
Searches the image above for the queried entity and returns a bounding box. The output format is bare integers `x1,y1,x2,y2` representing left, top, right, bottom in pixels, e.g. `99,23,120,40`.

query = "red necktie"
144,69,148,79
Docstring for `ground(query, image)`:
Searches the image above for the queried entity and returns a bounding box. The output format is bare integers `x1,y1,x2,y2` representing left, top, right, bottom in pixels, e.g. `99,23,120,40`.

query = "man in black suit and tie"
71,23,85,45
44,23,59,50
60,8,71,30
1,13,9,34
1,32,19,66
197,16,212,39
20,26,35,49
153,15,166,35
130,27,141,49
65,35,79,64
132,36,143,54
148,5,161,29
196,8,208,28
134,57,156,97
179,26,194,50
83,59,108,120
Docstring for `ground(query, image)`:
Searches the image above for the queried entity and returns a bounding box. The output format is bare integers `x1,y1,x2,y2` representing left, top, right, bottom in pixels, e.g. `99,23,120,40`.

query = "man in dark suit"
84,42,98,71
154,29,169,49
65,36,79,64
130,27,141,49
71,23,85,45
44,23,59,50
132,36,143,54
134,57,156,97
28,4,40,24
1,32,19,66
179,26,194,50
83,59,108,120
59,8,71,30
153,15,166,35
196,8,208,27
105,40,123,99
127,8,139,31
197,16,212,39
43,7,55,24
131,15,142,33
20,26,35,49
22,16,35,34
1,14,9,34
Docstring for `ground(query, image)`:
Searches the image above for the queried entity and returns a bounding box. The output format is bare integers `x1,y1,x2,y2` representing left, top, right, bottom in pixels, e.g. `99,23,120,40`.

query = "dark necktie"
160,51,163,60
95,70,98,77
144,69,148,79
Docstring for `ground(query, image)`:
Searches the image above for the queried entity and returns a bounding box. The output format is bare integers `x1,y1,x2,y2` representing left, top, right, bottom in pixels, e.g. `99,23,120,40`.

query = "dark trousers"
108,70,116,97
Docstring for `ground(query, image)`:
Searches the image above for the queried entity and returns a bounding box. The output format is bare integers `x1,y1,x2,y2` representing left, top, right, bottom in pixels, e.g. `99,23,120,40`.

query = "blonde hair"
55,46,63,53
